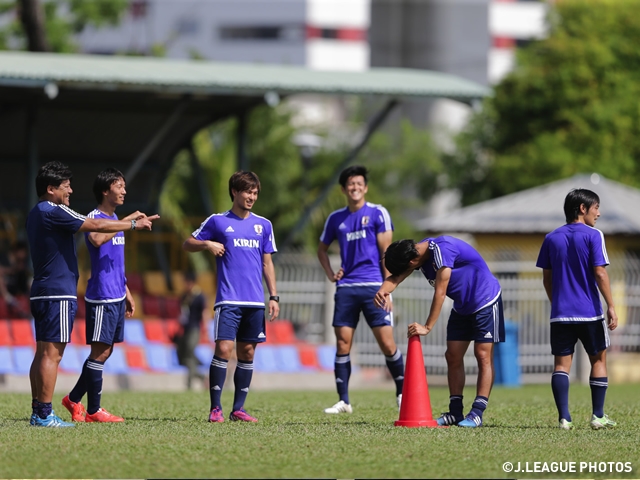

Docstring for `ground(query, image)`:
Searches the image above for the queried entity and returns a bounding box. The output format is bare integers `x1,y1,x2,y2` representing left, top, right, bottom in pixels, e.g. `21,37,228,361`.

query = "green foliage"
0,0,127,52
159,102,443,258
449,0,640,206
1,385,639,478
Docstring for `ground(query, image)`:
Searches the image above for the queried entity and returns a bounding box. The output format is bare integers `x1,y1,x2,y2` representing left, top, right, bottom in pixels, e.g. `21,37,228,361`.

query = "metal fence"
275,252,640,383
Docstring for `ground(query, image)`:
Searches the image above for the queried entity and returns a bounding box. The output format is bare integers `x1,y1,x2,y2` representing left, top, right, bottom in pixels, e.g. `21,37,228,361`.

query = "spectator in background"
177,271,207,390
0,241,32,316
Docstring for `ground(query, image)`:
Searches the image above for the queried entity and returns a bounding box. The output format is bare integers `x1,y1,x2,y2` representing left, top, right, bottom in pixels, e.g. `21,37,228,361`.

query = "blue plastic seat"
124,319,147,345
146,343,186,373
12,346,34,375
103,347,130,374
59,344,82,373
253,345,278,372
194,344,213,366
275,345,303,373
0,346,15,374
317,344,337,371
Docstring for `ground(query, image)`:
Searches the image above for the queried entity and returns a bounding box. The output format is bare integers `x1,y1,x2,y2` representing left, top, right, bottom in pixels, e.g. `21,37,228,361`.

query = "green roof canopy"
0,50,488,216
0,50,489,100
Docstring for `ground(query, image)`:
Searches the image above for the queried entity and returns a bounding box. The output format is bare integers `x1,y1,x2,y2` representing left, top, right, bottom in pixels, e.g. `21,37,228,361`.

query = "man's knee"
445,348,464,366
474,344,493,365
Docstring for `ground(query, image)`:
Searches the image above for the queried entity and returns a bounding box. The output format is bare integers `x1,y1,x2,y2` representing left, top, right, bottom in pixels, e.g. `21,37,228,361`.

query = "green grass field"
0,384,638,479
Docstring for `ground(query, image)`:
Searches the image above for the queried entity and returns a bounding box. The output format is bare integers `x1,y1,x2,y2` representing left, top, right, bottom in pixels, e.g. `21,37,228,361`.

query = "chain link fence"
275,252,640,383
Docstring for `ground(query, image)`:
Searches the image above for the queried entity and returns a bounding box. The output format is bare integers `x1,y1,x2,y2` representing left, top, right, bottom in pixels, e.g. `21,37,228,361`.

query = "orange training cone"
395,335,440,427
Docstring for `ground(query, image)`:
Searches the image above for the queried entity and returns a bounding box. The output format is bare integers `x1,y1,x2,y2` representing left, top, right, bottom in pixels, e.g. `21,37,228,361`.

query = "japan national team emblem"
254,224,263,235
361,216,370,226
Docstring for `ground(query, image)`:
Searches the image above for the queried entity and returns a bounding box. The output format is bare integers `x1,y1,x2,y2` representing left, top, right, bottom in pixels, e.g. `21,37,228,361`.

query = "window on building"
218,25,304,42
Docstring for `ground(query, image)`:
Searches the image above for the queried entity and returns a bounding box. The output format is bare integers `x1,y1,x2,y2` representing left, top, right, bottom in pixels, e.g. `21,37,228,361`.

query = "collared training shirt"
84,209,127,303
536,223,609,323
27,201,86,300
192,211,276,307
319,202,393,287
418,236,501,315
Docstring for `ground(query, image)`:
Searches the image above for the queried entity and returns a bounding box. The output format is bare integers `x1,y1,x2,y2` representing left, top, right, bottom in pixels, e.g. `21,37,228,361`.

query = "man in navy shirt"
536,188,618,430
27,162,158,427
375,236,504,428
318,166,404,414
183,171,279,423
62,168,146,424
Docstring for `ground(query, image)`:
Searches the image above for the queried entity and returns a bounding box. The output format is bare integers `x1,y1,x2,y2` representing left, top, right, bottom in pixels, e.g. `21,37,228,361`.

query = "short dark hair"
229,171,261,201
384,239,419,276
35,161,73,197
184,270,197,283
339,165,368,188
564,188,600,223
93,168,125,204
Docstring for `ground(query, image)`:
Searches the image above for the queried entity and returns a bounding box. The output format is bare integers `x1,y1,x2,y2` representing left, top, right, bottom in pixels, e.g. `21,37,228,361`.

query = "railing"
274,252,640,382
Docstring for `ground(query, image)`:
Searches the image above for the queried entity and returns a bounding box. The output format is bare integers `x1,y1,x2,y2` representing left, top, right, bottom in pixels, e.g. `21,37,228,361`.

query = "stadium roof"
0,50,489,100
0,50,489,216
415,174,640,235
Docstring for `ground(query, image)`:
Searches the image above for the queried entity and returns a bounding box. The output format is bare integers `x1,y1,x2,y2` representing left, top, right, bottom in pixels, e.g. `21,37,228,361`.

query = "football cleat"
590,414,616,430
458,412,483,428
397,394,402,411
436,412,463,426
229,408,258,423
31,411,75,428
62,395,87,422
559,418,574,430
324,400,353,414
85,408,124,423
208,406,224,423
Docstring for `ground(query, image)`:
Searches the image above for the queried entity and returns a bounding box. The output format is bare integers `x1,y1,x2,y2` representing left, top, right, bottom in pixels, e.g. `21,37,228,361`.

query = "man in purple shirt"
183,171,279,423
375,236,504,428
536,188,618,430
27,162,158,428
318,166,404,415
62,168,150,424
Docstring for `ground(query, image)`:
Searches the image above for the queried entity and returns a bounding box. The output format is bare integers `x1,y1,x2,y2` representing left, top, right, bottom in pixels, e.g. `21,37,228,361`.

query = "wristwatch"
269,295,280,303
131,219,137,230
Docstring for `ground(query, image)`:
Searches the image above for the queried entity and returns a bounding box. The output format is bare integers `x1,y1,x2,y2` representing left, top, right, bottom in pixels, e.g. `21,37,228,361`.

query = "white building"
77,0,370,72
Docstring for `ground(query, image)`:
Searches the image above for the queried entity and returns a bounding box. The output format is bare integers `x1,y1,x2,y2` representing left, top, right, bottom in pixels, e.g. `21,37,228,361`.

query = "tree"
0,0,128,52
447,0,640,206
159,101,444,261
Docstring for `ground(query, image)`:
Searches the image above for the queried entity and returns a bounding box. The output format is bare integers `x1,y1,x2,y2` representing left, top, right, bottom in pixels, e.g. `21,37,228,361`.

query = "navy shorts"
447,296,505,343
213,305,266,343
85,299,126,345
333,285,393,329
31,298,77,343
550,320,609,356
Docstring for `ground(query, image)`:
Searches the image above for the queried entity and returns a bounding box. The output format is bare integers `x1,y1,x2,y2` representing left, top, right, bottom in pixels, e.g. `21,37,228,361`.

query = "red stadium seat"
71,319,86,345
199,320,210,344
10,319,35,345
297,344,319,369
166,319,182,344
267,320,297,344
125,346,148,370
126,272,144,294
0,297,8,318
142,295,162,317
75,298,86,320
163,297,181,319
144,319,170,343
0,320,11,346
8,295,31,319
